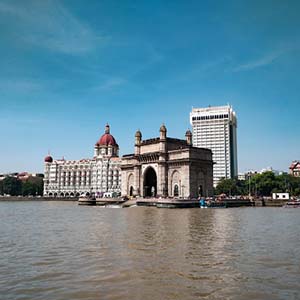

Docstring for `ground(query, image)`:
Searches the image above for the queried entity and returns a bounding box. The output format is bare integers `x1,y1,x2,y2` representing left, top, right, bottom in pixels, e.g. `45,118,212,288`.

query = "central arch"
143,167,157,197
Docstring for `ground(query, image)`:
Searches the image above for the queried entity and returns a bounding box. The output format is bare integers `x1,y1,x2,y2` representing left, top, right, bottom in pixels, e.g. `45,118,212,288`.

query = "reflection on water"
0,202,300,300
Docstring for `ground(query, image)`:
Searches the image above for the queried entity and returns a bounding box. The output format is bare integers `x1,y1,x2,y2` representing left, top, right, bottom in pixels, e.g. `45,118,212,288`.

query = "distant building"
259,167,282,175
289,161,300,177
121,125,214,198
190,105,238,186
0,172,43,181
272,192,289,200
43,124,121,197
238,173,246,181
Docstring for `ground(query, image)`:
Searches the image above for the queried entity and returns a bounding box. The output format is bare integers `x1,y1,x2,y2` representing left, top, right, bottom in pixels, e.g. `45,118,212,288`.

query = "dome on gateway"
96,124,118,146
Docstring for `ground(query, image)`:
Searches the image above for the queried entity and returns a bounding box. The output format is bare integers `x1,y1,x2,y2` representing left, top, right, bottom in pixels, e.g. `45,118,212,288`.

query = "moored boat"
283,200,300,208
78,195,96,205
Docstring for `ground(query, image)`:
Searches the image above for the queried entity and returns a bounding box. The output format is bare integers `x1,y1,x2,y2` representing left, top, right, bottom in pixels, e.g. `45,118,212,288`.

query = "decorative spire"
105,123,110,134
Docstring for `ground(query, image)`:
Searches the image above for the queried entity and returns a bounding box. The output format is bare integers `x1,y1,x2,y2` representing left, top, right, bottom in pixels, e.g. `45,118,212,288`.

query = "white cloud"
232,50,284,72
93,77,127,91
0,0,105,54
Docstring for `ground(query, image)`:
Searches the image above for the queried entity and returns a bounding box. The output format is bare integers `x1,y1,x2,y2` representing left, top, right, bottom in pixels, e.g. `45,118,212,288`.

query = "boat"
199,197,227,209
283,200,300,208
78,195,96,205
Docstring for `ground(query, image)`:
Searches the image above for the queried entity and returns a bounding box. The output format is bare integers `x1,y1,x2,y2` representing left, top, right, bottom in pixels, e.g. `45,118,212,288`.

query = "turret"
159,124,167,153
185,129,192,146
160,124,167,140
135,130,142,155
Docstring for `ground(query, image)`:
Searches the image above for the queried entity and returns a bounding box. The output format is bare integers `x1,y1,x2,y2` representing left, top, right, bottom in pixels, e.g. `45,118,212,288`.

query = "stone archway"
143,167,157,197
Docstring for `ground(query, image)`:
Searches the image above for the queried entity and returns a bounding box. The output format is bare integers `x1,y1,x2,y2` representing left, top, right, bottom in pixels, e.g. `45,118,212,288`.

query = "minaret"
135,130,142,155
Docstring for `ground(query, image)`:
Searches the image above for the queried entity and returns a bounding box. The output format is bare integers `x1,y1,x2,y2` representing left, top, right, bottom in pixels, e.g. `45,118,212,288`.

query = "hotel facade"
190,105,238,186
43,124,121,197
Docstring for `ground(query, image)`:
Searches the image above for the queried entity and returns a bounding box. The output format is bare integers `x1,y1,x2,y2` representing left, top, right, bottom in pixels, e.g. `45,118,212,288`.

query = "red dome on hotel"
95,124,118,147
44,155,53,163
97,134,117,146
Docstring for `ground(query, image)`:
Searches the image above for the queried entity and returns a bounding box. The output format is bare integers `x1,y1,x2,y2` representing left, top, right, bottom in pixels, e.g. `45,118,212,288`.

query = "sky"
0,0,299,174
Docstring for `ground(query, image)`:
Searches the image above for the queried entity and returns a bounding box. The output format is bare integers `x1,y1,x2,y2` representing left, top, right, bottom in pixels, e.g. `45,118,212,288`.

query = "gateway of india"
44,123,213,198
121,125,213,198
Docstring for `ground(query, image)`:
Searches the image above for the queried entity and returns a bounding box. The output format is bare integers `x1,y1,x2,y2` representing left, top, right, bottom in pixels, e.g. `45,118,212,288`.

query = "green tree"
215,178,247,196
2,177,22,196
246,172,300,197
0,180,3,195
22,176,44,196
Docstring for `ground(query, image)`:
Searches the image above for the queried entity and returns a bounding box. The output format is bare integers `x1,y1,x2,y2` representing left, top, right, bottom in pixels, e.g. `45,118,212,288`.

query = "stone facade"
121,125,214,199
43,124,121,197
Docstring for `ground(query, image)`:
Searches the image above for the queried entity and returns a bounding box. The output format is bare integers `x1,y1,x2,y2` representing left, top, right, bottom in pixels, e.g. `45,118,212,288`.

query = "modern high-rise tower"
190,105,238,187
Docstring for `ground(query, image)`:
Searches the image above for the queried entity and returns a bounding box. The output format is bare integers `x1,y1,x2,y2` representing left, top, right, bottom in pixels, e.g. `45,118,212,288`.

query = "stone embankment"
254,198,289,207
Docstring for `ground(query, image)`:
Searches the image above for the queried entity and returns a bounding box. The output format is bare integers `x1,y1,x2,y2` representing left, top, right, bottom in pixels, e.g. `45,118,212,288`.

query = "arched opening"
54,192,58,197
143,167,157,197
198,185,203,197
129,186,134,196
174,184,179,197
127,173,134,196
65,192,69,197
60,192,64,197
49,192,53,197
171,170,180,197
70,192,74,197
76,192,80,197
198,171,205,197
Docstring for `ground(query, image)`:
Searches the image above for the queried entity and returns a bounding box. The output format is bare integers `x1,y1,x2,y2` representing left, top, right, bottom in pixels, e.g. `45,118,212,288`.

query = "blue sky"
0,0,299,174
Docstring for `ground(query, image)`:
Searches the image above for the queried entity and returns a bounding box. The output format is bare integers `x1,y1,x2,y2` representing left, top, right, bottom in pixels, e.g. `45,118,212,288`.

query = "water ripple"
0,203,300,300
